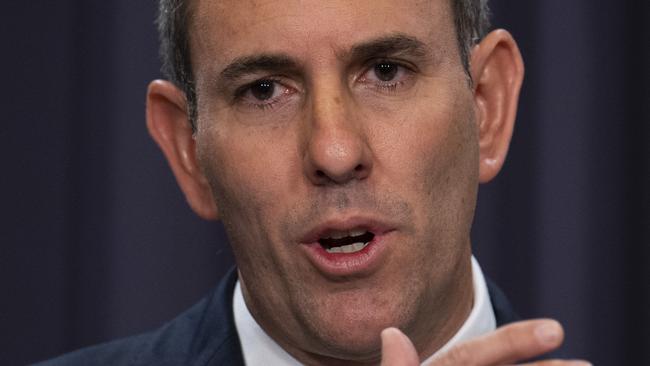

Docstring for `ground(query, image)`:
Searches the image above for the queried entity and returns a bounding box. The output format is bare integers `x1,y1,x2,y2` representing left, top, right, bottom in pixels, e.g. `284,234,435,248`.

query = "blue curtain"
1,1,647,364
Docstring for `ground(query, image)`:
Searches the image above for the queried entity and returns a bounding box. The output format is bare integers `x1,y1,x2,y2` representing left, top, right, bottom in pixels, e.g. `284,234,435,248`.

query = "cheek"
195,126,303,269
196,132,267,245
198,145,290,311
419,106,477,200
372,83,477,191
369,84,479,245
416,98,479,247
197,125,293,212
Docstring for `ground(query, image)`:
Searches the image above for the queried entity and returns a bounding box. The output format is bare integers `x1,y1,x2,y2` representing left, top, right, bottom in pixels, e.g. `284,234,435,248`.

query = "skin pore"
146,0,524,364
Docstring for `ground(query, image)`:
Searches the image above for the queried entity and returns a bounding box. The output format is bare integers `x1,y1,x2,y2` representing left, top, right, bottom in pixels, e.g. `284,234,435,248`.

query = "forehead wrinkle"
192,0,457,97
341,33,430,61
212,33,432,90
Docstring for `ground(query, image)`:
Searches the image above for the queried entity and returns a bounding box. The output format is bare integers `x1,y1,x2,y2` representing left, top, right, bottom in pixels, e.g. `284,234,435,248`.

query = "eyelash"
233,77,289,110
232,60,415,110
359,59,415,93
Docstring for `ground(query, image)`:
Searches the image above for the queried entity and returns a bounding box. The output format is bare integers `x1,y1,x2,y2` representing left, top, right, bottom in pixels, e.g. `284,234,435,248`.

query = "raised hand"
380,319,591,366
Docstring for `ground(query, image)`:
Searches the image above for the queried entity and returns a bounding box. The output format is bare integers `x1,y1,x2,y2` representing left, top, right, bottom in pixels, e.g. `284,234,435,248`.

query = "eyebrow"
215,34,429,87
346,33,429,62
218,54,301,86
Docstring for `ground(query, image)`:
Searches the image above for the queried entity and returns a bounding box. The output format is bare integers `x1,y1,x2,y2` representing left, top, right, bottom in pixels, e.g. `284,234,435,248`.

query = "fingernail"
534,321,561,345
570,361,592,366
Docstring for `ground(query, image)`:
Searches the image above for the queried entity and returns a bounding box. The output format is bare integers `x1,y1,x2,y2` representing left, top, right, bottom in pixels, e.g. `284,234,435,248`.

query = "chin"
312,325,384,361
302,297,409,360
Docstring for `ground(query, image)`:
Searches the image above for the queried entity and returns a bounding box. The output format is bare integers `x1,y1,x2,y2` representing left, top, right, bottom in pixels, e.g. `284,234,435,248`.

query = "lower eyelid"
364,74,413,90
379,81,403,89
238,89,298,111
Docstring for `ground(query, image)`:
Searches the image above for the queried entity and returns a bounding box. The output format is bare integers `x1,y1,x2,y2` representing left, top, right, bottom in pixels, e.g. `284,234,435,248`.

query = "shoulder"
32,268,244,366
31,332,152,366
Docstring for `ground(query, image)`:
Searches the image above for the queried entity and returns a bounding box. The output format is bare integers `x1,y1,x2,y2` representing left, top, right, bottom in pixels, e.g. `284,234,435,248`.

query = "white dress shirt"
233,256,496,365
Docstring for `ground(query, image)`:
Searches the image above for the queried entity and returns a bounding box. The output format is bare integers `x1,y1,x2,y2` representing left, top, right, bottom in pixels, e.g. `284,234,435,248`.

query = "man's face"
191,0,479,361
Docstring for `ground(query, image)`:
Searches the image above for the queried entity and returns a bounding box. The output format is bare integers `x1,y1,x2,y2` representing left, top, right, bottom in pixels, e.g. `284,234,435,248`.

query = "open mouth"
318,229,375,254
301,220,391,276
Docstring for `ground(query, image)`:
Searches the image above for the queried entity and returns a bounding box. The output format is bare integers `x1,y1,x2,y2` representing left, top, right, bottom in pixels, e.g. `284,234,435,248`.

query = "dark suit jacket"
34,268,517,366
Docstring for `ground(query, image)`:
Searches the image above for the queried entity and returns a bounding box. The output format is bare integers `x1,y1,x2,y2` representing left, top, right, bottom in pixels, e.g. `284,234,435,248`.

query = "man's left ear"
470,29,524,183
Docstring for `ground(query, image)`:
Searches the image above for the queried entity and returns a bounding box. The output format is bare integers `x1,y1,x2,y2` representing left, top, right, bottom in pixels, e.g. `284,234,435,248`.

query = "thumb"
380,327,420,366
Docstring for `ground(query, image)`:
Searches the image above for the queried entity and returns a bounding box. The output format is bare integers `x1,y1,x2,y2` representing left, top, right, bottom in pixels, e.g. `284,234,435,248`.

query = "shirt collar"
233,256,496,365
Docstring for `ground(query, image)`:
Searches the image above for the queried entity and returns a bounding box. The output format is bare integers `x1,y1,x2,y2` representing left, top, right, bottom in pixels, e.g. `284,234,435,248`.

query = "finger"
428,319,564,366
518,359,592,366
380,327,420,366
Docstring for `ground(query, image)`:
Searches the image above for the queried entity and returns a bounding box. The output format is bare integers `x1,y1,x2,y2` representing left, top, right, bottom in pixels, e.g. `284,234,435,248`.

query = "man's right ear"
146,80,219,220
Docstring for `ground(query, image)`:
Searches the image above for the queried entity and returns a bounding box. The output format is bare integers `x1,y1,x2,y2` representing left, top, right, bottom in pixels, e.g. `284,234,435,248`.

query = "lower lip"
301,233,392,278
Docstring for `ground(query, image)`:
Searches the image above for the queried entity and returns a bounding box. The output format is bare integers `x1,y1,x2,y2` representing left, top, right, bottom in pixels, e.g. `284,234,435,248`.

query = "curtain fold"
1,1,647,364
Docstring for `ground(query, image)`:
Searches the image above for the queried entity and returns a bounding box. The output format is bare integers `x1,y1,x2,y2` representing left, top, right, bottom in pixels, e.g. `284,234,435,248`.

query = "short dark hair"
156,0,491,128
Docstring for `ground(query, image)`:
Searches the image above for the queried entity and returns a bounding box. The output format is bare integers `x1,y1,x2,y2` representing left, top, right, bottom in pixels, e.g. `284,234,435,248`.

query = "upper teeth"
324,229,367,239
326,242,369,254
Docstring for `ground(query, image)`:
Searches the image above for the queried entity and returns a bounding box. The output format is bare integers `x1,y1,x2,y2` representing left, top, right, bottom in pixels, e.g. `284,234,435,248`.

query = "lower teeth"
325,241,369,254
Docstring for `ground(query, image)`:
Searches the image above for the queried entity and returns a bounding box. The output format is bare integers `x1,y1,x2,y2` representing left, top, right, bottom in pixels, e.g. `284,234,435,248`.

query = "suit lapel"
198,267,246,366
485,277,520,326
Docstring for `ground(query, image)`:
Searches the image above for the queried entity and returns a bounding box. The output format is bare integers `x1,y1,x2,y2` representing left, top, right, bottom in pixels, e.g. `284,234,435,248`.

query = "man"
37,0,590,365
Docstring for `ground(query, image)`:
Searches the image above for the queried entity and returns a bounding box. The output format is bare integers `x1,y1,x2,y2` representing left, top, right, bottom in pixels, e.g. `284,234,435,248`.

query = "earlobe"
470,29,524,183
146,80,219,220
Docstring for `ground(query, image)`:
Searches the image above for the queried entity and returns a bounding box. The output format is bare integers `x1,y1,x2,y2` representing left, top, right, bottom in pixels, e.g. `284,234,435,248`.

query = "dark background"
1,1,648,365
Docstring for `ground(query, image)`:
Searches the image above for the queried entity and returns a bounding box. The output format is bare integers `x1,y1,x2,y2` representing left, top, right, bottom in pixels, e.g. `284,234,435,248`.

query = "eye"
373,62,399,81
236,79,295,109
358,60,414,91
250,80,276,101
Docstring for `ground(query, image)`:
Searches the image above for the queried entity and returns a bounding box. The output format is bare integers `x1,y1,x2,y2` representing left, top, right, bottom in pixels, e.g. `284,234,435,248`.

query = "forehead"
189,0,456,72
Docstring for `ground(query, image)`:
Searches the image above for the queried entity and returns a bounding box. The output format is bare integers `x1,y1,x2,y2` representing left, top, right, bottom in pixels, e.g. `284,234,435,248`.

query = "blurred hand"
380,319,591,366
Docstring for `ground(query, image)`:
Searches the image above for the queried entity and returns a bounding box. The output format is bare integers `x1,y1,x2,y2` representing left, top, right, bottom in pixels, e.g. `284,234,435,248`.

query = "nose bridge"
303,74,372,185
311,78,351,133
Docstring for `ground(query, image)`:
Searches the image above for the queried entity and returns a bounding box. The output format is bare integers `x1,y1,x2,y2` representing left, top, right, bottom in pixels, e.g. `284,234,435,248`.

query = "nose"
303,88,373,185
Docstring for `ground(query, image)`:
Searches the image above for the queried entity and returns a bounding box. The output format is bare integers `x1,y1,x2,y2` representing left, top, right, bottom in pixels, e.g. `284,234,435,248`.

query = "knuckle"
534,360,572,366
546,361,572,366
442,345,476,366
502,326,523,354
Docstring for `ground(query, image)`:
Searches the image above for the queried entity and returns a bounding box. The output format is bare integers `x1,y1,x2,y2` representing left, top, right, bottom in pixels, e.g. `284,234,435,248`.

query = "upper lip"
299,215,396,244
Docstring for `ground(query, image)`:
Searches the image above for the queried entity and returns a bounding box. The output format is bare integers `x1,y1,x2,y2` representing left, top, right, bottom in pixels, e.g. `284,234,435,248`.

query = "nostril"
309,163,369,184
